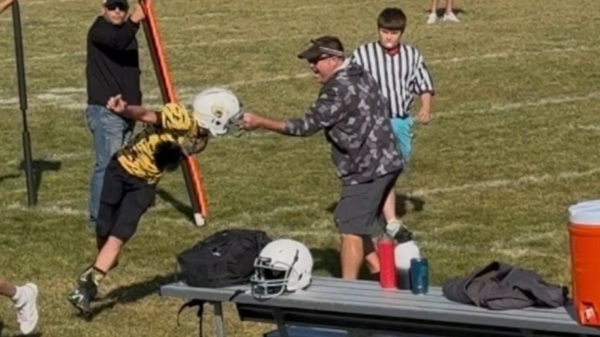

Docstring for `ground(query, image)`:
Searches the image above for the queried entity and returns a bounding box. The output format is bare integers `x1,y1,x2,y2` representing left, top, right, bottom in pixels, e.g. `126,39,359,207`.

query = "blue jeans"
85,105,133,228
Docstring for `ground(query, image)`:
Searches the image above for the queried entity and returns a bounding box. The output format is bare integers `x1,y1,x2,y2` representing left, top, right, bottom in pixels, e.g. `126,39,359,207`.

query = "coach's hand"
242,112,263,131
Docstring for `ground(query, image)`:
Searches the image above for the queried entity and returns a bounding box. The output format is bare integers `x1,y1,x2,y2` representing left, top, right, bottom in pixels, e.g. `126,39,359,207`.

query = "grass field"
0,0,599,336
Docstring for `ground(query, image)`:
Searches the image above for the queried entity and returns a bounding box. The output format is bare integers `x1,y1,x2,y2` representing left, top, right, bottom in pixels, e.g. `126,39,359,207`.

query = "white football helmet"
250,239,313,299
191,87,243,136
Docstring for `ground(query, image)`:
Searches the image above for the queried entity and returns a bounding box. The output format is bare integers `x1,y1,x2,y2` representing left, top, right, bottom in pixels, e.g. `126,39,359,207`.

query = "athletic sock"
79,265,107,286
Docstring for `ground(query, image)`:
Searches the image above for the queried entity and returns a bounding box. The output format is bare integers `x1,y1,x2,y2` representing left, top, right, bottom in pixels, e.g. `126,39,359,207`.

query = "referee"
351,7,434,239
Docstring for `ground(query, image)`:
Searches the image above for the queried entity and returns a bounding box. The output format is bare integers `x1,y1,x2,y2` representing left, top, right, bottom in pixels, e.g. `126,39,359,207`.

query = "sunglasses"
105,3,128,11
307,55,333,64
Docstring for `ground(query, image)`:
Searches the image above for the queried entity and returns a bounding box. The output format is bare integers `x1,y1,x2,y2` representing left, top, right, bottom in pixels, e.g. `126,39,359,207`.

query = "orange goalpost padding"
138,0,209,226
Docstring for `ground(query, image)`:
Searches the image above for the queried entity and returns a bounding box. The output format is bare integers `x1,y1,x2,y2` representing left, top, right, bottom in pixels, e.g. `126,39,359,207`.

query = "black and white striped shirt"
351,42,434,119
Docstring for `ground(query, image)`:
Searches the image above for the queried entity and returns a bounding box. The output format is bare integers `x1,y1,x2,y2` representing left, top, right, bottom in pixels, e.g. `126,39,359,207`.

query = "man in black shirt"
85,0,145,229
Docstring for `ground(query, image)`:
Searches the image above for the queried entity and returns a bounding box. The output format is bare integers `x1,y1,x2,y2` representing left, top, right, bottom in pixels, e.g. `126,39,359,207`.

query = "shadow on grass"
77,273,180,321
155,188,195,223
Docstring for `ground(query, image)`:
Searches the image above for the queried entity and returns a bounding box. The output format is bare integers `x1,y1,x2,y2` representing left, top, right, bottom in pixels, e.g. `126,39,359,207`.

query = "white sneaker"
14,283,39,335
426,12,438,24
443,12,460,22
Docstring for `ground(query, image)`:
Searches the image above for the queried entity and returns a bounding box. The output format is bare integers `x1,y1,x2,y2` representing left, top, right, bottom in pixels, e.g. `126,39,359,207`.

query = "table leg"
213,302,226,337
272,308,289,337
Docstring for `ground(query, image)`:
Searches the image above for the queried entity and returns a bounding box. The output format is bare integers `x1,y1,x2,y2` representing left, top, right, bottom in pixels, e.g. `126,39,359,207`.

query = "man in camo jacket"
242,35,404,280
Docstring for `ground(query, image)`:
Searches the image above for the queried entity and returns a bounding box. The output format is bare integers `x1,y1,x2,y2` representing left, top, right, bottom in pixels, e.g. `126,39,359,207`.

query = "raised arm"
89,5,145,50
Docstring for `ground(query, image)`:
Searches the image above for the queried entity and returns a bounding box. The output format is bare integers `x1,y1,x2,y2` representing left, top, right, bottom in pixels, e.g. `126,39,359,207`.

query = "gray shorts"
333,170,400,236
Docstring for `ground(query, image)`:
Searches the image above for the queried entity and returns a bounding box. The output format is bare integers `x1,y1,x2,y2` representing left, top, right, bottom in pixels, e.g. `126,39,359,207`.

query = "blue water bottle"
410,257,429,295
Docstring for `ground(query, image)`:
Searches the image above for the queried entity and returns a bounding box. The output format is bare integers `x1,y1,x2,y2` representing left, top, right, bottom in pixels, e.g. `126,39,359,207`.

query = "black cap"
297,36,345,60
104,0,128,7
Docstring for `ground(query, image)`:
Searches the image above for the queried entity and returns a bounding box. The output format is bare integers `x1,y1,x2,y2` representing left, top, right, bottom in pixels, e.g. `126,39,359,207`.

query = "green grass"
1,0,599,336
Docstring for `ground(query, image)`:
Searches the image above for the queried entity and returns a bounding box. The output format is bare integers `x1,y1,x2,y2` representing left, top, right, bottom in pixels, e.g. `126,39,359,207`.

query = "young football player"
67,88,242,317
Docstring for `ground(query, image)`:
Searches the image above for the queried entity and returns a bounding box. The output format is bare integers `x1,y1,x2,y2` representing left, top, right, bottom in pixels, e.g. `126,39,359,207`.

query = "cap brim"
297,46,322,60
105,0,128,6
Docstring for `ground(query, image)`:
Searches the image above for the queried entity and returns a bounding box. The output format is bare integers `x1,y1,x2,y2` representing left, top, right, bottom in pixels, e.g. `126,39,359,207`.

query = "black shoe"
67,276,98,317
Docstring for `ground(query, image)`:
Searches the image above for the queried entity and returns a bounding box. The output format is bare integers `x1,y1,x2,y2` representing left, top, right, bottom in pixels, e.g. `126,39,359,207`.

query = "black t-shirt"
86,16,142,106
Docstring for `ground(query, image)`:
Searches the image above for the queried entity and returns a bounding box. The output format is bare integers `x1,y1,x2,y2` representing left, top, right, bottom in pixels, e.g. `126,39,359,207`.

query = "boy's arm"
106,95,159,124
0,0,16,15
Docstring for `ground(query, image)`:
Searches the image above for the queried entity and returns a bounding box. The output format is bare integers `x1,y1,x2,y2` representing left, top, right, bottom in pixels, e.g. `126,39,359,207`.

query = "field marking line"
409,167,600,196
1,43,596,73
575,124,600,132
3,167,599,221
434,92,600,118
2,89,595,166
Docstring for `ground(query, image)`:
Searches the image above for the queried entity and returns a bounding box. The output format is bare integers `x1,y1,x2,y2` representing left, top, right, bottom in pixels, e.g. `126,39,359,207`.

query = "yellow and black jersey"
117,103,199,184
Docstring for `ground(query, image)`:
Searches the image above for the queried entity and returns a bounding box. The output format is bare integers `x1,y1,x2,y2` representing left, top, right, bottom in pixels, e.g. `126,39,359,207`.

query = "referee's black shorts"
96,156,156,242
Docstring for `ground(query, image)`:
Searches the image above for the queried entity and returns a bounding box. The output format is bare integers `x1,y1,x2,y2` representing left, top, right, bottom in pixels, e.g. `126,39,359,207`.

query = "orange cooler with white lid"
568,200,600,327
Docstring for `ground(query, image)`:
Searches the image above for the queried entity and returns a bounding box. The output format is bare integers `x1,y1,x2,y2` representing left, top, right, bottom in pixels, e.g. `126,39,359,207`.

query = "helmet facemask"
250,250,300,300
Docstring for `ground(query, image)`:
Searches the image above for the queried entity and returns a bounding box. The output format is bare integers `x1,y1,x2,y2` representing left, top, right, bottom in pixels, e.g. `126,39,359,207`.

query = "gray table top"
161,277,600,336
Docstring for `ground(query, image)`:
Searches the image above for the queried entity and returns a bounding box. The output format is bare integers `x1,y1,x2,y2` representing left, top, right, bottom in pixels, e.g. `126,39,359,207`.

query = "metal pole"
12,0,36,207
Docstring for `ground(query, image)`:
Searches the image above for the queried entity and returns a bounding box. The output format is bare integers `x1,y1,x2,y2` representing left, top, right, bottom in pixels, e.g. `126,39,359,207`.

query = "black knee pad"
110,220,139,243
96,221,112,239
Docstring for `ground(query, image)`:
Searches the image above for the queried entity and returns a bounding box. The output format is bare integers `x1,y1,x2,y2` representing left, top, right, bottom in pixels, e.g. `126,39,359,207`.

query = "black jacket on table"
86,16,142,107
442,261,568,310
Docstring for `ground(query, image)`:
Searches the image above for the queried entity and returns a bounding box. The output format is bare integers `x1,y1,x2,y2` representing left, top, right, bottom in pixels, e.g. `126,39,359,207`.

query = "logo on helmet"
192,87,243,137
212,106,224,118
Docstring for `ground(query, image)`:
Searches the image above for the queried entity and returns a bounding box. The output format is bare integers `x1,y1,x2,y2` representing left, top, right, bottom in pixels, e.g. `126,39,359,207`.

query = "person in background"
85,0,145,229
428,0,460,24
0,278,38,335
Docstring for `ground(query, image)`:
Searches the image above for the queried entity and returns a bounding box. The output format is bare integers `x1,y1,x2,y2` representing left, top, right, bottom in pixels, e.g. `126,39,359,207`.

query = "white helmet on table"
191,87,243,136
250,239,313,299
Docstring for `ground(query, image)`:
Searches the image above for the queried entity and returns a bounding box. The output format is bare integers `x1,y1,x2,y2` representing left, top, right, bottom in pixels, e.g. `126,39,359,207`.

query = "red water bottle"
378,236,397,289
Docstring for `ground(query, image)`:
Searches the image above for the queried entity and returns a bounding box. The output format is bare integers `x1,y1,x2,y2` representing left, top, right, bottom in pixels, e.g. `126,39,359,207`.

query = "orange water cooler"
568,200,600,327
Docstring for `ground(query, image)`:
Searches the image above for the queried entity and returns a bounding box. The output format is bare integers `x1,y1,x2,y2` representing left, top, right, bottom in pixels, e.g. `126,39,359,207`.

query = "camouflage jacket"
283,60,404,185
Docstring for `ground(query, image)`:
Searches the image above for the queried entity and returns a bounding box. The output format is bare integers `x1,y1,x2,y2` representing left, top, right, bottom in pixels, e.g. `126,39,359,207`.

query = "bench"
160,277,600,337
